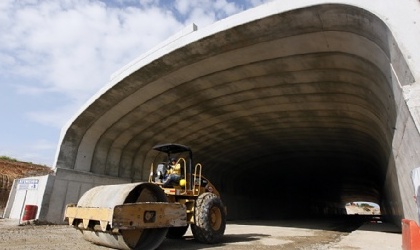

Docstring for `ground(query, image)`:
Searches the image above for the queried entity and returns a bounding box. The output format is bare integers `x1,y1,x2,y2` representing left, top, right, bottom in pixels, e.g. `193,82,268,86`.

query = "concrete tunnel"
28,1,420,225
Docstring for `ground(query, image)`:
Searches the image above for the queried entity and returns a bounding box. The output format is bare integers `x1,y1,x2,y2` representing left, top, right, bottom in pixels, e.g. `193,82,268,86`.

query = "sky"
0,0,271,167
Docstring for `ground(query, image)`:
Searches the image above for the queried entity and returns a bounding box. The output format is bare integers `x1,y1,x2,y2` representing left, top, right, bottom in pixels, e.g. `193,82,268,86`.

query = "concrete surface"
329,222,401,250
8,0,420,225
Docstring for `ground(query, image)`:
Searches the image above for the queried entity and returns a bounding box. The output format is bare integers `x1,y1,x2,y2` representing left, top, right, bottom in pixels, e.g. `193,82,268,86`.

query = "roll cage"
152,143,194,190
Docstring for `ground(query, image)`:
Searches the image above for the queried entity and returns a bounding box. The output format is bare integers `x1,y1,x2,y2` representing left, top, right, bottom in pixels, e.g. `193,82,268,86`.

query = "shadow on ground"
229,215,401,233
159,215,401,249
159,233,269,249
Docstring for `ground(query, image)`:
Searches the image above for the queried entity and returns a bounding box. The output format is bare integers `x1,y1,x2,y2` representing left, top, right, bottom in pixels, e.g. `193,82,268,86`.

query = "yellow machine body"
64,144,226,250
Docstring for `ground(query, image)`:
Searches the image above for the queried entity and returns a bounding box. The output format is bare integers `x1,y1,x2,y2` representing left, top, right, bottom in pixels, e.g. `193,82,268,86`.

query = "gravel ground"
0,217,401,250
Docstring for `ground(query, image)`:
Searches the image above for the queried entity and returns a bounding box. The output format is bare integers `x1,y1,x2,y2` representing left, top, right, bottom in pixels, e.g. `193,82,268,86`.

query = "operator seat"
155,163,167,182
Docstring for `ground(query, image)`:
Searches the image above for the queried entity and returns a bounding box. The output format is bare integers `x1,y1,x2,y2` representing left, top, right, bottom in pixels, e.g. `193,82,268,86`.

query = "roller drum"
76,182,168,250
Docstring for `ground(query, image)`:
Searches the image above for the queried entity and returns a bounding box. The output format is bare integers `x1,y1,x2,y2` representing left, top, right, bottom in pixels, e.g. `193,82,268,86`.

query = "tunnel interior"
56,4,413,221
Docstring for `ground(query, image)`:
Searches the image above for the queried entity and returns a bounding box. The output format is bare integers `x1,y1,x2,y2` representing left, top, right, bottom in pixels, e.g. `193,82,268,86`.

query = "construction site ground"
0,216,401,250
0,160,402,249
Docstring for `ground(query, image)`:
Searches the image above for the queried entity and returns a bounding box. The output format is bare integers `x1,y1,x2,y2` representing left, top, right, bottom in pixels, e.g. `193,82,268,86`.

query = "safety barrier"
402,219,420,250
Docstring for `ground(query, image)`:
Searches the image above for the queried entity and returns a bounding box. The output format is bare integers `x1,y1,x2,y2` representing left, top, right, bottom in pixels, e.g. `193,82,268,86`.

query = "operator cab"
151,143,193,188
148,143,220,198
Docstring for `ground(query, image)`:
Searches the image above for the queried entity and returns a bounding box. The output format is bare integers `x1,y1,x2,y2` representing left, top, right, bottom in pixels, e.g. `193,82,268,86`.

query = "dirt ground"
0,216,401,250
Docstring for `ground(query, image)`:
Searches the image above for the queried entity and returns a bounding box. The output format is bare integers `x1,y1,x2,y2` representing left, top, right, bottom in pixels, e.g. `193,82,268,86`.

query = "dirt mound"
0,159,53,214
0,160,53,179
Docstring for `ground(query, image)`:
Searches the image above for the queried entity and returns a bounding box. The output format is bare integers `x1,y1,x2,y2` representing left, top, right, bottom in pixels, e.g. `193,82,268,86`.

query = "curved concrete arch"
41,1,420,224
90,49,393,175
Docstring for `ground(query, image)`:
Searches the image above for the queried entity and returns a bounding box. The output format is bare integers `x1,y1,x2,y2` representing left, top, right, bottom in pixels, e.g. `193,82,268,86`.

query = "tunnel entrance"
215,157,385,220
47,2,419,227
172,5,408,223
204,116,392,221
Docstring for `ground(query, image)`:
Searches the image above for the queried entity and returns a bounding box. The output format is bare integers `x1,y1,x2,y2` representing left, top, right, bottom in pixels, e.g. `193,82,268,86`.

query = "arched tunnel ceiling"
56,4,407,209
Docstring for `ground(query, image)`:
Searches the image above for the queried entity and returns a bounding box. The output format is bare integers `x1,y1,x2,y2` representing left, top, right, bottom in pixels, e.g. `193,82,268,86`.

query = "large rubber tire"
191,192,226,244
166,225,189,239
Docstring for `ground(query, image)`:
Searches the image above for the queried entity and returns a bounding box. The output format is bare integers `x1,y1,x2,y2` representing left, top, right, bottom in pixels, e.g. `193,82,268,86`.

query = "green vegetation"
347,201,379,209
359,203,374,208
0,156,18,162
0,156,40,166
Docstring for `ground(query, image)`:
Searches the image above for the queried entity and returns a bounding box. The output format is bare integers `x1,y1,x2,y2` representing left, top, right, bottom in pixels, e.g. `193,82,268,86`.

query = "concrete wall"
3,169,132,224
379,31,420,224
41,168,131,224
3,175,52,221
388,100,420,223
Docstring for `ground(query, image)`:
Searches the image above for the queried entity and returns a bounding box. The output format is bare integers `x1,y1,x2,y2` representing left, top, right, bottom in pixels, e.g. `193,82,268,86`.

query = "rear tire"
191,192,226,243
166,225,189,239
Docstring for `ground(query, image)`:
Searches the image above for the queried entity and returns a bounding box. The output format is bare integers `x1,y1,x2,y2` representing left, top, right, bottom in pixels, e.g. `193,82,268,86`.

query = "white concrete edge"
53,0,420,168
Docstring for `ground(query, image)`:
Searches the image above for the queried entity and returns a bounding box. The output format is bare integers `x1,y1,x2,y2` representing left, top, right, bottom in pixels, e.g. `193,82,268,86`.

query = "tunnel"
47,2,420,225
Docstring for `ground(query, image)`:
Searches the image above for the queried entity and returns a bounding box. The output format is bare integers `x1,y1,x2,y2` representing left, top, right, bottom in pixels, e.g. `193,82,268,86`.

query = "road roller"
64,143,226,250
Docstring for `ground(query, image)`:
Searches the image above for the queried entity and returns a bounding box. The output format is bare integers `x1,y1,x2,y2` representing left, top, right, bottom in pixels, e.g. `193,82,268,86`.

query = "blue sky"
0,0,270,166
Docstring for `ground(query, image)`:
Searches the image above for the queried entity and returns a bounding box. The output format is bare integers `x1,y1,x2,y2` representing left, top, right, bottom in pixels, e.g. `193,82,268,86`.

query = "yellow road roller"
64,143,226,250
